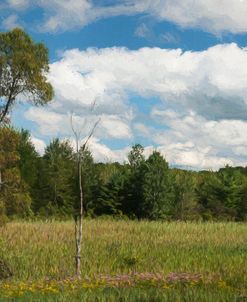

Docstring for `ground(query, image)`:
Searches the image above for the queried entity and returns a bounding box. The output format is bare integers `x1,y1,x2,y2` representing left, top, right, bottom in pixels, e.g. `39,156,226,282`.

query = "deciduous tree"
0,28,54,123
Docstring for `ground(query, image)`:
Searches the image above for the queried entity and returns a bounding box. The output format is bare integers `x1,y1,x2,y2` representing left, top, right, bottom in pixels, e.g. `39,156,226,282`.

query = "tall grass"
0,220,247,300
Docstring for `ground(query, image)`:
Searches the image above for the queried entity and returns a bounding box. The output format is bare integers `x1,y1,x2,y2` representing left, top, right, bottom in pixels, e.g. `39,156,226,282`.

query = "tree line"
1,127,247,223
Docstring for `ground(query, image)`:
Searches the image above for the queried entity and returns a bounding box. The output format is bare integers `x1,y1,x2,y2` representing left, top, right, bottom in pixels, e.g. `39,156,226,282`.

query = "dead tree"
70,114,100,278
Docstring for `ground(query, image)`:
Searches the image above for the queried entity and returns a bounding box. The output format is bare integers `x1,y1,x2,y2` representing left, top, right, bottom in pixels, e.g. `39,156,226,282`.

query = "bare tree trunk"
75,156,83,278
71,113,100,279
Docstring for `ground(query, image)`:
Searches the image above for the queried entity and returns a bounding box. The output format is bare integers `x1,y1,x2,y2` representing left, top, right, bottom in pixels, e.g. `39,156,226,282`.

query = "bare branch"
81,118,101,152
70,98,100,279
90,96,98,112
70,114,80,153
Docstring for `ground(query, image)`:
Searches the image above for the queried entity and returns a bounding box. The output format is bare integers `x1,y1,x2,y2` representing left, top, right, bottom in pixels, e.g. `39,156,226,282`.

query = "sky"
1,0,247,170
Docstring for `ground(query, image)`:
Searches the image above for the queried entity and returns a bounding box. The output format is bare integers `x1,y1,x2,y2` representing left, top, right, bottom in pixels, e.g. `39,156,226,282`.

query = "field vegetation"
0,220,247,301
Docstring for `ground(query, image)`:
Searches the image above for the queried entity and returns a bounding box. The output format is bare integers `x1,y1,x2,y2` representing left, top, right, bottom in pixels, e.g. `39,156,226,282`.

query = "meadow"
0,220,247,301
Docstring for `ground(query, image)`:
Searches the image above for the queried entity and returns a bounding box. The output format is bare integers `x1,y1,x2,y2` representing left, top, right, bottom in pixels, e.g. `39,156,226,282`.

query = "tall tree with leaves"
78,149,99,216
34,139,74,216
142,151,174,219
0,127,32,218
173,169,199,221
17,129,39,189
93,165,128,216
0,28,54,123
122,144,145,218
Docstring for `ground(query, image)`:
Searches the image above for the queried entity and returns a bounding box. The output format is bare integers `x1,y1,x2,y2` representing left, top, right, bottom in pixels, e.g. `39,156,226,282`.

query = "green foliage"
17,129,39,188
0,127,32,217
173,169,200,221
1,131,247,221
128,144,144,168
0,28,54,123
195,167,247,221
122,145,145,218
141,151,174,219
93,169,127,216
80,149,99,214
33,139,75,216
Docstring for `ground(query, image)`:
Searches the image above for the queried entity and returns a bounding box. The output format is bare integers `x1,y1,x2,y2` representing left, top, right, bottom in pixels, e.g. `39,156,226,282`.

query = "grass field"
0,219,247,301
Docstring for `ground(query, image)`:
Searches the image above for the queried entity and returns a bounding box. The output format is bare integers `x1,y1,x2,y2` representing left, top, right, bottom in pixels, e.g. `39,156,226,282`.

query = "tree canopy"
1,131,246,223
0,28,54,123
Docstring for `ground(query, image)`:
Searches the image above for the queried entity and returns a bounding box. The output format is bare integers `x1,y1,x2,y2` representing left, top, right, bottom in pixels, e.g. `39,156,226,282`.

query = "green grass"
0,220,247,301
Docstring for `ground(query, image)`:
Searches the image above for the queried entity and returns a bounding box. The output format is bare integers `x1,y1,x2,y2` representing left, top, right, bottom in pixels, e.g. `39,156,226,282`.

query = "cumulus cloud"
46,43,247,121
147,109,247,169
23,43,247,169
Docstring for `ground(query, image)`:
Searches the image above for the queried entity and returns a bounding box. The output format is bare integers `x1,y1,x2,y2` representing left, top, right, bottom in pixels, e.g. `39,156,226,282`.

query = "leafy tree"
196,172,226,220
0,127,32,217
80,149,99,215
0,28,54,123
141,151,174,219
173,169,199,221
93,166,128,216
17,129,39,189
33,139,74,216
128,144,144,168
195,167,247,221
218,167,246,220
122,144,145,218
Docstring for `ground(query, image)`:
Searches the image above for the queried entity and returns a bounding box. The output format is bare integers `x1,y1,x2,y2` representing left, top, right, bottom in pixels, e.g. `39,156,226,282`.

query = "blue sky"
2,0,247,169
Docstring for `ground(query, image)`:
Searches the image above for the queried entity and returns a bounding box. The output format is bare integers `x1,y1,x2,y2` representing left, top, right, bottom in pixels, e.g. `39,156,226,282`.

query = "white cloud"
2,14,21,30
86,137,130,163
46,43,247,121
135,23,152,38
68,136,130,163
23,43,247,169
25,108,132,140
38,0,95,32
4,0,247,34
147,110,247,169
31,136,46,155
7,0,30,10
128,0,247,35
